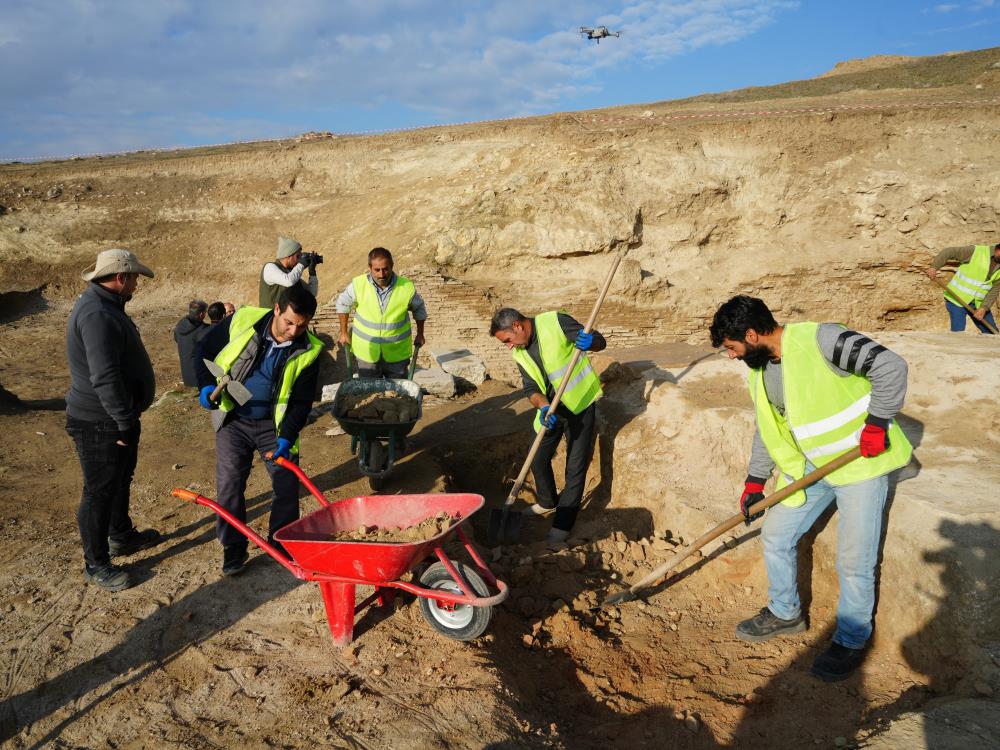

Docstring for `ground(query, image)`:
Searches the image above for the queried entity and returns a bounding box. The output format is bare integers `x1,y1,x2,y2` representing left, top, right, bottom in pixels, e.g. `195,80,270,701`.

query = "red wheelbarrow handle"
390,578,510,608
265,453,331,508
170,488,307,578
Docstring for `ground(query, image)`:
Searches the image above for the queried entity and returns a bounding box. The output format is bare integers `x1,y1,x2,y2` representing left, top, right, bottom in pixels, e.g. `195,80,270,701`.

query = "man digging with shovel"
710,295,912,682
490,308,605,544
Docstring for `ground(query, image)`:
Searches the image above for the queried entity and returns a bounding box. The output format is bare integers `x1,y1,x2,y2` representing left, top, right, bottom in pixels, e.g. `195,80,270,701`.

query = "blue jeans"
761,464,888,649
946,300,996,334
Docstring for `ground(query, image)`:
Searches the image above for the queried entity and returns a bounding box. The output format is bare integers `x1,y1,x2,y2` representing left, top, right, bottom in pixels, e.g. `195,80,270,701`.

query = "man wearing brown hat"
259,235,319,308
66,248,162,592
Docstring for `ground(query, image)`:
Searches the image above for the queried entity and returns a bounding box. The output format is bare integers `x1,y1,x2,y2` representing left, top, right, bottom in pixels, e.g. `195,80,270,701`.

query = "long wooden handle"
504,243,630,507
603,447,863,605
930,273,1000,335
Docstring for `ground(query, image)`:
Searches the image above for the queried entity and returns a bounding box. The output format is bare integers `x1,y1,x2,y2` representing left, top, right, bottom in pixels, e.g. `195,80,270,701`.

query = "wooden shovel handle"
504,243,630,507
210,382,226,402
607,447,863,604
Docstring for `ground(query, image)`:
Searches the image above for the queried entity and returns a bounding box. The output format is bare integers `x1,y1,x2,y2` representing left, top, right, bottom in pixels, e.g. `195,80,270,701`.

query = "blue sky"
1,0,998,160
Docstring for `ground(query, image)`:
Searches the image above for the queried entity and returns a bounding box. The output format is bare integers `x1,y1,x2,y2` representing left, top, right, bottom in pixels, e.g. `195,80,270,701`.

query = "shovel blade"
486,505,523,546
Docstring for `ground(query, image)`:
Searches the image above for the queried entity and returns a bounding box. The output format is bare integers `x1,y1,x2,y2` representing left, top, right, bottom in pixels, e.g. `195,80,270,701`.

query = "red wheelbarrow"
171,457,508,647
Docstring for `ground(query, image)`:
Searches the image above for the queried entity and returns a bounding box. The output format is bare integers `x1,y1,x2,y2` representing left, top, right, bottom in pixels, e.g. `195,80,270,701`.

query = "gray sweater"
65,283,156,430
748,323,908,480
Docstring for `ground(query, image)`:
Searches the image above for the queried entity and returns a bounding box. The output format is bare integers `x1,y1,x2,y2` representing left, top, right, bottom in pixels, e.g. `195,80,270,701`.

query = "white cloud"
0,1,799,158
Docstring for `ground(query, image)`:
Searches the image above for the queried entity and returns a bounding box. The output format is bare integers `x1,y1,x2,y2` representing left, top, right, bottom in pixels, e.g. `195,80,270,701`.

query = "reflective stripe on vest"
945,245,1000,308
749,322,913,507
350,274,414,364
511,311,603,432
210,306,323,453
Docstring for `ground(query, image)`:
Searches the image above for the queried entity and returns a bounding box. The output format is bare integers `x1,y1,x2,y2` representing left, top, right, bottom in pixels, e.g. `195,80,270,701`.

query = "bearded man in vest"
195,283,323,576
259,235,319,308
335,247,427,378
490,307,606,544
710,296,913,682
926,241,1000,334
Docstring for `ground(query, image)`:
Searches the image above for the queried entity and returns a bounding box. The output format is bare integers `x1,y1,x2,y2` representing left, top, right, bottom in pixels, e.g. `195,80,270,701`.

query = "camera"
301,252,324,267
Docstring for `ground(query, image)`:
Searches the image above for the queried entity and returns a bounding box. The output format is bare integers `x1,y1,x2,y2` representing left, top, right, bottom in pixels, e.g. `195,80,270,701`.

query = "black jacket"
173,313,209,386
195,311,319,444
65,283,155,429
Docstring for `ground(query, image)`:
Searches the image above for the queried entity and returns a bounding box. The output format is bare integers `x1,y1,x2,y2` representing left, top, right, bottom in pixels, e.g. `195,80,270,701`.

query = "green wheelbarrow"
333,345,423,491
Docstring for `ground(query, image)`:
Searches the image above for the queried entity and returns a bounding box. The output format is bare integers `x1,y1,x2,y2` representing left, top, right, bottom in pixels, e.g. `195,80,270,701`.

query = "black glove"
739,475,767,526
301,252,318,271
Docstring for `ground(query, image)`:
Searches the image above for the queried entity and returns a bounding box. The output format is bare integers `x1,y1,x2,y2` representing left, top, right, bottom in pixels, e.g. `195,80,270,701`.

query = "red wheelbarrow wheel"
418,561,492,641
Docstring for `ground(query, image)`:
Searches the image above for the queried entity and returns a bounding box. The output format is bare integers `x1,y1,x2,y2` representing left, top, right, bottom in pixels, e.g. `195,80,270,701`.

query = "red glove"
739,477,767,526
859,417,890,458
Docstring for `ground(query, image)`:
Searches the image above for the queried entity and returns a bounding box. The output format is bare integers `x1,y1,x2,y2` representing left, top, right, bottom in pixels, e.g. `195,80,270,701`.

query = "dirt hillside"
1,46,999,749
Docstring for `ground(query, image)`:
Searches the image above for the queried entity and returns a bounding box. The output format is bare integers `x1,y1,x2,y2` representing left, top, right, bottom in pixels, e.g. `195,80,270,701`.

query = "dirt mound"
819,54,924,78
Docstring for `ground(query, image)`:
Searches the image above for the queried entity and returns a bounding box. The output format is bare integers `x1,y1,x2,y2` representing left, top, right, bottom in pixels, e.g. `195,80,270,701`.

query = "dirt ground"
2,47,1000,749
0,307,960,749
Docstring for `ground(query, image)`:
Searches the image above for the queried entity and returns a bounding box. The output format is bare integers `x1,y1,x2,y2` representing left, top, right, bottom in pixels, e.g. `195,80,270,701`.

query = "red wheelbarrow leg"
319,581,356,646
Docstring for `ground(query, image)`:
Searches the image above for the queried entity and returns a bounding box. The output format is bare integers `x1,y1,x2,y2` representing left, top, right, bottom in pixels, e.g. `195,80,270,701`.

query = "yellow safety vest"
211,306,323,453
512,311,603,432
945,245,1000,309
350,274,414,364
749,322,912,506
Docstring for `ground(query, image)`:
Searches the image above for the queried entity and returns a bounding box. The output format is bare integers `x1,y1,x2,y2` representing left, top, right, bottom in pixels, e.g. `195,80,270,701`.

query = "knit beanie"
276,236,302,259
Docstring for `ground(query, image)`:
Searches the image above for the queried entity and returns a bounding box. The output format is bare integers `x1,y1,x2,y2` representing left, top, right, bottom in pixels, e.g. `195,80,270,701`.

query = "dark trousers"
214,416,300,548
356,356,408,379
530,403,597,532
66,416,140,569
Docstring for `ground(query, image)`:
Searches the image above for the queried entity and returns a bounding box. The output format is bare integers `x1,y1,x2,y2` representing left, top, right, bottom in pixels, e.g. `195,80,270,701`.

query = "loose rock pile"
330,512,458,543
337,391,419,423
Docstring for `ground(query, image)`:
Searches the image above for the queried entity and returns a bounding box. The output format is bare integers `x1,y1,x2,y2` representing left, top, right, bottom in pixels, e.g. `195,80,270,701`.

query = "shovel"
203,359,253,406
928,273,1000,335
601,447,863,608
486,242,630,547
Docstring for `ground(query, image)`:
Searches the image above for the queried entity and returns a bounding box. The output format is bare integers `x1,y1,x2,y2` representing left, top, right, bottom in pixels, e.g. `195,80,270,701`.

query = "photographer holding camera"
259,235,320,307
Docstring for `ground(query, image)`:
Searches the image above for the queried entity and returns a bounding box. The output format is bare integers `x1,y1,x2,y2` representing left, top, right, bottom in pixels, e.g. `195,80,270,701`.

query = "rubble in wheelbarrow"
337,390,420,422
329,512,460,543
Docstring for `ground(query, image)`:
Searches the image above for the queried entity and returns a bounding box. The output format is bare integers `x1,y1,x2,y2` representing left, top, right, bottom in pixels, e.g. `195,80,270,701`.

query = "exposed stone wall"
311,266,677,385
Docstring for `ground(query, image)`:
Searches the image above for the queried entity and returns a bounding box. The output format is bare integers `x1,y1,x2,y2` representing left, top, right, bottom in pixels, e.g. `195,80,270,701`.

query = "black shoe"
266,537,290,560
83,564,133,592
109,528,162,557
811,642,865,682
222,544,249,576
735,606,807,642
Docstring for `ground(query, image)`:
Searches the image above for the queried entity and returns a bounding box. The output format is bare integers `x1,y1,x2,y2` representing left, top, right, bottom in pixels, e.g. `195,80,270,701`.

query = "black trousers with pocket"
66,416,140,570
530,402,597,532
214,415,300,549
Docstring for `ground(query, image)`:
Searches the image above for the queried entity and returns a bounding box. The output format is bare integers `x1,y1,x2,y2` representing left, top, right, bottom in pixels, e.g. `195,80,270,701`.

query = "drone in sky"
580,25,621,43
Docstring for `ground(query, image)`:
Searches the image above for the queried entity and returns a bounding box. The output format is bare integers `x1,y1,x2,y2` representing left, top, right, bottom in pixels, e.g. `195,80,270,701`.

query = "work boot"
83,564,133,592
109,527,162,557
546,527,570,543
222,543,249,576
735,606,806,642
529,502,556,516
810,642,865,682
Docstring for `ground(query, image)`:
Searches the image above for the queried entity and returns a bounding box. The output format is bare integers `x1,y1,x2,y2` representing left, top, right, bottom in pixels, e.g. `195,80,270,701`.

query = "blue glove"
199,385,217,410
538,405,557,431
272,437,293,461
575,330,594,351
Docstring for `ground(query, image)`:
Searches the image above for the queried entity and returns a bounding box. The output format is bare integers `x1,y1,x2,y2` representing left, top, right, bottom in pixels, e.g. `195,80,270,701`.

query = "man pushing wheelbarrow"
194,283,323,576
